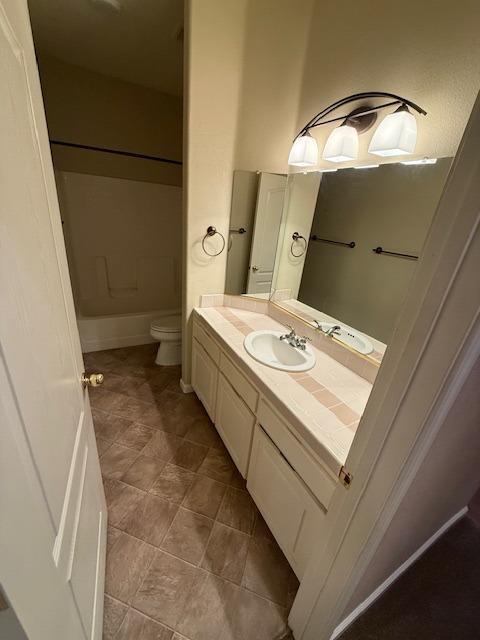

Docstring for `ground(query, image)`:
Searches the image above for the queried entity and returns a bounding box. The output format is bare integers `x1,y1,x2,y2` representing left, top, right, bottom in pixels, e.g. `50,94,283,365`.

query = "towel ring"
290,232,307,257
202,226,226,257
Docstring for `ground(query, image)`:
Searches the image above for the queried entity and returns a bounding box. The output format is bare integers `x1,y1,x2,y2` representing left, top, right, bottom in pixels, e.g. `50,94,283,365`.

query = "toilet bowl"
150,315,182,366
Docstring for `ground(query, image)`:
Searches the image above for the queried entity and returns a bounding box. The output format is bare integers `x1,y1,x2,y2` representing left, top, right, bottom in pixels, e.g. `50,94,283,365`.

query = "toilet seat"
150,315,181,333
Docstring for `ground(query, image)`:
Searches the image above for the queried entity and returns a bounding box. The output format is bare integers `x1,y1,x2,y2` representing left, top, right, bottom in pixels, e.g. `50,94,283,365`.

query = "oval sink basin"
244,330,316,372
318,323,373,355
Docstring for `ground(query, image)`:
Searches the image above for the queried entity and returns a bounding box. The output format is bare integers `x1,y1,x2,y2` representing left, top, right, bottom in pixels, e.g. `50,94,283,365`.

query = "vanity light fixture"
288,133,318,167
322,123,358,163
288,92,427,167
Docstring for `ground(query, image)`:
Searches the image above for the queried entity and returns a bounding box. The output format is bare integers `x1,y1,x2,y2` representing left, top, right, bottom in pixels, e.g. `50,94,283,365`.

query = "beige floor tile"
96,438,112,456
105,532,155,604
92,408,132,442
133,551,201,628
252,511,275,542
197,448,235,484
171,440,209,472
100,444,139,480
218,587,288,640
150,464,195,503
89,388,124,413
102,373,146,397
229,466,247,489
121,455,166,491
161,507,213,564
119,493,178,547
201,522,249,584
141,432,183,462
107,525,122,550
115,608,173,640
177,572,239,640
116,423,155,451
103,595,128,640
183,475,226,519
184,418,223,449
104,479,145,526
242,537,294,606
217,488,256,535
111,395,159,423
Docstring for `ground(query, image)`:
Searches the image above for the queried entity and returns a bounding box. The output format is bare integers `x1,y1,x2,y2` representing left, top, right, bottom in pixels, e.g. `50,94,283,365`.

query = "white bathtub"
77,309,180,353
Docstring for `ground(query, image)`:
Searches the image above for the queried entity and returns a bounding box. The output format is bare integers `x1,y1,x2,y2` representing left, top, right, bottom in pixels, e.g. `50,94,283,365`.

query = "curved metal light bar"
295,91,427,140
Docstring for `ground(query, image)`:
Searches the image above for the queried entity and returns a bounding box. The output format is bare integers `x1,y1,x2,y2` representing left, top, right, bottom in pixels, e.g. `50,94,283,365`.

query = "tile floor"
85,344,299,640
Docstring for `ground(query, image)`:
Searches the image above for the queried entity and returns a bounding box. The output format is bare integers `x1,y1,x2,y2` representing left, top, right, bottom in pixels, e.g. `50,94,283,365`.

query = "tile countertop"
194,306,373,477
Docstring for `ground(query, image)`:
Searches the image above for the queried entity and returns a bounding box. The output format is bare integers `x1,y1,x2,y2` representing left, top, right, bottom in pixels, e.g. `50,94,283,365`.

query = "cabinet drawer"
220,352,258,413
193,321,220,365
215,373,255,477
257,399,337,509
192,339,218,422
247,425,325,579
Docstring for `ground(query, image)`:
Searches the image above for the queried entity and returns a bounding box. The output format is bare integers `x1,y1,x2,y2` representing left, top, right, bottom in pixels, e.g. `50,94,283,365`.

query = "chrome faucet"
313,320,342,338
279,325,311,350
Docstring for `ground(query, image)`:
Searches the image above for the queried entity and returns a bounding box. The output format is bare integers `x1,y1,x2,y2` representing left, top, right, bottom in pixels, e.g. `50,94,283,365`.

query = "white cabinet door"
215,373,255,477
192,339,218,421
0,2,106,638
247,425,325,579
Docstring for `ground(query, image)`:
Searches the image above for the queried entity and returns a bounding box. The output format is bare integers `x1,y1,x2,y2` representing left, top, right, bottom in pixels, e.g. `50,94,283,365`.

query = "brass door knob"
251,265,259,272
82,372,104,388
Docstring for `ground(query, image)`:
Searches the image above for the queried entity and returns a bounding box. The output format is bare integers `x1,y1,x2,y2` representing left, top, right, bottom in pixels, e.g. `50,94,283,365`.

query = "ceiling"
28,0,183,96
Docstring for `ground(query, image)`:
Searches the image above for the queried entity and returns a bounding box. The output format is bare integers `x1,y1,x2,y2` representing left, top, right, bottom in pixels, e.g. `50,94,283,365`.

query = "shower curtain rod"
49,139,183,166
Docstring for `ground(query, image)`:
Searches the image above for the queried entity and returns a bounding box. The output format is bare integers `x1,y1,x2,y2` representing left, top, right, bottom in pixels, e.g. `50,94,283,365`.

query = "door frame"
289,92,480,639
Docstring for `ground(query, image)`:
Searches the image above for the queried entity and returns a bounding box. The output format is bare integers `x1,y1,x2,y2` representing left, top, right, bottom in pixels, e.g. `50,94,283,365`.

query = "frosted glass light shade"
368,109,417,157
288,135,318,167
322,125,358,162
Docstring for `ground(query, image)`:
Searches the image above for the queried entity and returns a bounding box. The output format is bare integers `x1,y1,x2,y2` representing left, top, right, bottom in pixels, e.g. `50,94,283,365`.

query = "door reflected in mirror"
272,158,452,350
225,170,286,297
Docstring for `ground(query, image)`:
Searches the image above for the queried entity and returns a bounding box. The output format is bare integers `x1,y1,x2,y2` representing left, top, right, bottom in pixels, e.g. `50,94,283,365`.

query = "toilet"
150,314,182,366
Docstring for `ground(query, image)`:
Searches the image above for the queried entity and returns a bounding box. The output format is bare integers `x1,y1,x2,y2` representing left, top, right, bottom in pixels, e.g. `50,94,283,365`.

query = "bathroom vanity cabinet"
192,315,337,578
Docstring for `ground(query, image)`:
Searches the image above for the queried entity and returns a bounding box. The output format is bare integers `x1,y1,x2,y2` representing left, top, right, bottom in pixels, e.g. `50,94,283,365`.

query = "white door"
247,172,287,294
0,2,106,639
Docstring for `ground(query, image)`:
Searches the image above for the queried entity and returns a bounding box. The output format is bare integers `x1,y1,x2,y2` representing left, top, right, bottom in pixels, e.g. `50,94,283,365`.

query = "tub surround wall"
56,171,182,318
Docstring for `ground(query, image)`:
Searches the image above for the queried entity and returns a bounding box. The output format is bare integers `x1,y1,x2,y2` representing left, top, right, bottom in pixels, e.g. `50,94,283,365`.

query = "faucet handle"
301,335,311,342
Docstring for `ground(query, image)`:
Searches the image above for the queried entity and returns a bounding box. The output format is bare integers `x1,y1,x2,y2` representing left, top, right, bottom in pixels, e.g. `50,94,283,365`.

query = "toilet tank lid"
151,315,181,332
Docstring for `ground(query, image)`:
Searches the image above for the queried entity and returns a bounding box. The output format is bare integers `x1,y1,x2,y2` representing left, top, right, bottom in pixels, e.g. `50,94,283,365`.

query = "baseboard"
331,507,468,639
180,379,193,394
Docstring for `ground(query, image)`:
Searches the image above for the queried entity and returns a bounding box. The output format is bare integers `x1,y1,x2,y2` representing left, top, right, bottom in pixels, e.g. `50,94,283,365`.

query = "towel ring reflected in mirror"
290,232,307,257
202,226,226,257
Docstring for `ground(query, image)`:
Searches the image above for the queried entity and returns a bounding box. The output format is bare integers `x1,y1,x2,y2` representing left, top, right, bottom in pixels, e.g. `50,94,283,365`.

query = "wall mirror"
271,158,452,354
225,170,286,297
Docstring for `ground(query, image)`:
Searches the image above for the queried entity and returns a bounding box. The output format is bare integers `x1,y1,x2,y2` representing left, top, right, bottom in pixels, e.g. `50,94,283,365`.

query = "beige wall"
183,0,315,382
183,0,480,380
275,172,321,298
38,56,182,186
295,0,480,167
344,354,480,618
182,0,248,382
234,0,315,173
298,159,451,343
